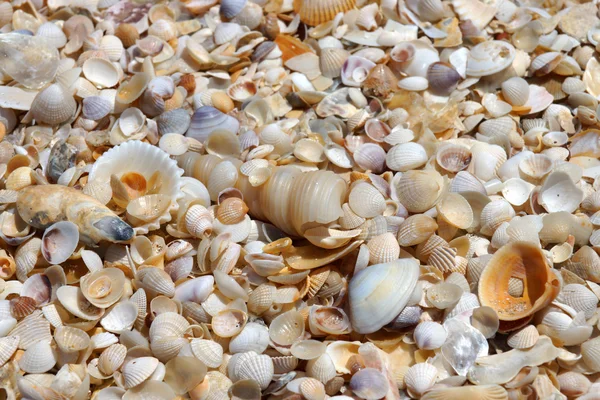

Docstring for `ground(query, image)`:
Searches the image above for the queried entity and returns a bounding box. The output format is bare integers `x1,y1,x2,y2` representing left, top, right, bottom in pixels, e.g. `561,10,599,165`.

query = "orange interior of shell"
478,242,560,321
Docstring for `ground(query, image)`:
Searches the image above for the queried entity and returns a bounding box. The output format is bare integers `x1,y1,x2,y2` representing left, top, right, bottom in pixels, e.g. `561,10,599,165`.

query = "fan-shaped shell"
395,170,445,213
501,77,530,106
293,0,356,26
404,363,438,398
414,321,447,350
122,357,160,389
348,182,386,218
31,83,77,125
478,242,560,321
507,325,539,349
19,340,56,374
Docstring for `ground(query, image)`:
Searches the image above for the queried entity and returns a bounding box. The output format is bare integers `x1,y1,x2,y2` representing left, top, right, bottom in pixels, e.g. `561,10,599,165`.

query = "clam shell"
100,301,138,333
348,259,419,334
229,322,270,354
187,106,240,143
41,221,79,265
404,363,438,398
507,325,539,349
395,170,445,213
397,214,438,247
0,335,19,367
348,182,386,218
54,325,90,353
83,58,120,88
350,368,389,400
386,142,428,172
80,268,125,308
269,311,305,346
190,339,224,368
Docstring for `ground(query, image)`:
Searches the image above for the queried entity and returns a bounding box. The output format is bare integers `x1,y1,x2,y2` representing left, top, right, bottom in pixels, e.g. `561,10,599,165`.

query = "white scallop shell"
89,140,184,234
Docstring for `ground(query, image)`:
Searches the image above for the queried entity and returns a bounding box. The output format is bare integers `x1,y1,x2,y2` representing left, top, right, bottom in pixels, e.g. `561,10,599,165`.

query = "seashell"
114,23,139,48
41,221,79,265
414,321,447,350
221,0,247,19
501,77,530,106
229,322,269,354
185,204,213,238
10,296,36,319
173,276,213,303
19,340,56,374
157,109,191,136
507,325,539,349
98,343,127,375
397,76,429,91
397,214,438,247
164,356,208,395
557,284,598,319
101,301,138,333
395,170,445,213
348,259,419,334
89,140,183,234
367,233,400,264
31,84,77,125
217,198,249,225
206,129,241,159
82,58,120,88
293,0,356,26
57,285,104,320
427,62,461,95
309,306,351,335
466,41,516,77
353,143,386,174
348,181,386,218
229,352,270,383
0,336,19,367
437,192,474,230
36,22,67,49
341,56,376,87
190,339,224,368
386,142,427,172
80,268,125,308
479,242,560,322
349,368,389,400
320,48,350,79
212,308,248,337
427,281,462,308
269,310,305,346
519,154,552,183
404,362,438,398
187,106,240,143
421,385,508,400
391,40,440,78
122,357,160,389
82,96,112,120
304,226,361,250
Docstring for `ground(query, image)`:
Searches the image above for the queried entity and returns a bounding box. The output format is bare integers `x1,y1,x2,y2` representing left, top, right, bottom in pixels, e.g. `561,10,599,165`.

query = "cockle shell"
293,0,356,26
395,170,445,213
501,77,530,106
479,242,560,321
31,84,77,125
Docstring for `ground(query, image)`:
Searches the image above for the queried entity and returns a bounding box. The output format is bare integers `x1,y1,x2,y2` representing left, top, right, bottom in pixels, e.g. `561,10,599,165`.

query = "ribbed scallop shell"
293,0,356,26
353,143,386,173
404,363,438,397
10,311,51,350
98,343,127,375
122,357,159,389
501,77,530,106
229,322,270,354
386,142,428,172
506,325,539,349
36,22,67,49
190,339,224,368
31,83,77,125
397,214,438,246
348,181,386,218
395,170,445,213
320,47,349,79
557,283,598,319
414,321,447,350
232,352,274,389
0,335,19,366
19,340,56,374
89,140,184,234
367,233,400,264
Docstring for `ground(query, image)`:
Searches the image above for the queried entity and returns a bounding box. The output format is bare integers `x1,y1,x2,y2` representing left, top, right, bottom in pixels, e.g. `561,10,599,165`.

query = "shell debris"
0,0,598,398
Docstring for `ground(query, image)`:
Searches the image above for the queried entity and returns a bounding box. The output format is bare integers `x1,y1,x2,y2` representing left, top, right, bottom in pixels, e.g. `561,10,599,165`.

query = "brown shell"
478,242,560,321
363,65,399,98
114,23,140,48
293,0,356,26
10,296,37,320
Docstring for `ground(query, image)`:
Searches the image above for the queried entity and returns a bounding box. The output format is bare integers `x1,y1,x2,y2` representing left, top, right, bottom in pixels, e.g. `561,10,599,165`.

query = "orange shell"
293,0,356,27
478,241,560,321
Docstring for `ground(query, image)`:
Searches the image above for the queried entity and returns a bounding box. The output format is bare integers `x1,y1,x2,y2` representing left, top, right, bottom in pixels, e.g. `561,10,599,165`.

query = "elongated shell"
348,259,419,334
478,242,560,321
236,166,346,238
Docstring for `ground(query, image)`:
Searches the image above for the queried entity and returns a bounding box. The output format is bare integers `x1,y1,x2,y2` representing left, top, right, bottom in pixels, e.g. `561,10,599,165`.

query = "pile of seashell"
3,0,600,398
